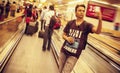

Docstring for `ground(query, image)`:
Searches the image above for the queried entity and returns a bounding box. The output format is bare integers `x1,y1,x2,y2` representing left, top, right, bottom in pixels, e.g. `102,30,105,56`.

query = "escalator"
0,15,25,72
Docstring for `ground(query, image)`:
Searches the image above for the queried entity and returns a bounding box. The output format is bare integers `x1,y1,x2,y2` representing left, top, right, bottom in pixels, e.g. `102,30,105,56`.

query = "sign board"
86,1,117,22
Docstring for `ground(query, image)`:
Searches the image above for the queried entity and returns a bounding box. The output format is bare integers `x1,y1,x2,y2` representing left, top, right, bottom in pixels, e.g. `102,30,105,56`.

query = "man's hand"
95,11,102,19
92,8,102,34
66,37,75,44
94,6,102,19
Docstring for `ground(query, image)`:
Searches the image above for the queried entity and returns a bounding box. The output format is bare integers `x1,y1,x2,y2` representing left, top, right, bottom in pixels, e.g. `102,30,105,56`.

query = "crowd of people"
24,4,39,34
23,4,62,51
0,1,23,21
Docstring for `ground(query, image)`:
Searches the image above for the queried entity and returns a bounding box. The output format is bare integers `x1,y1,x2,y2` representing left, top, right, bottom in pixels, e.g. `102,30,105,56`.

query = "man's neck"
76,18,84,26
76,17,84,21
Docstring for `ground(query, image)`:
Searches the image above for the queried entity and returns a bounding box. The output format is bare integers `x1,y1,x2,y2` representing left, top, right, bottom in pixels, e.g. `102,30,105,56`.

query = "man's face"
75,7,85,19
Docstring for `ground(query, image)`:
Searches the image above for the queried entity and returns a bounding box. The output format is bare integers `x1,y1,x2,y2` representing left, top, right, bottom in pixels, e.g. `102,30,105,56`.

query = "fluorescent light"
112,4,120,8
40,0,46,3
68,0,84,4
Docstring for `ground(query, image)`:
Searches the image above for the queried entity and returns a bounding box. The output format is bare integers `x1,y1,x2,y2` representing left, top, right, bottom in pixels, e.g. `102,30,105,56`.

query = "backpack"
49,16,57,30
53,18,61,29
53,22,61,29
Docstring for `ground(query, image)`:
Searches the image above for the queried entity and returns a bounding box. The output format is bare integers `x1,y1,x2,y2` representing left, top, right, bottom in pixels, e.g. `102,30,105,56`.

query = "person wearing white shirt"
40,6,48,30
42,5,55,51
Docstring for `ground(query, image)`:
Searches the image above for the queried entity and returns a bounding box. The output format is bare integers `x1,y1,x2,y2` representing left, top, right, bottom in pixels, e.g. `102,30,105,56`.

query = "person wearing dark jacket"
5,1,11,18
24,4,33,34
42,5,55,51
0,1,5,21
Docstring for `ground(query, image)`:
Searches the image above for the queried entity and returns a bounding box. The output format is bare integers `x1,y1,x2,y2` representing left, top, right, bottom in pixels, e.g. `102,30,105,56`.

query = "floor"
2,33,59,73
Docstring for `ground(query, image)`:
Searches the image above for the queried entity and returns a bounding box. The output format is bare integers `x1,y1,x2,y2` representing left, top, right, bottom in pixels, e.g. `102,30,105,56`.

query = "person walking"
40,6,47,31
5,1,11,18
59,4,102,73
24,4,33,34
42,5,55,51
10,1,17,17
0,1,5,21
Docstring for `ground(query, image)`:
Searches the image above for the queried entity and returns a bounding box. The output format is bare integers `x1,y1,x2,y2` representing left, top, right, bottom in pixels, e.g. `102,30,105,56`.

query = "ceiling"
44,0,120,10
47,0,120,5
100,0,120,4
40,0,119,11
46,0,76,4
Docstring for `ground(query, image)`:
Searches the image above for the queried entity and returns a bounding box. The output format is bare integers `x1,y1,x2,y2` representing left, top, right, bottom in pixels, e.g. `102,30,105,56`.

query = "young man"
10,1,17,17
0,1,5,21
42,5,55,51
59,4,102,73
40,6,47,30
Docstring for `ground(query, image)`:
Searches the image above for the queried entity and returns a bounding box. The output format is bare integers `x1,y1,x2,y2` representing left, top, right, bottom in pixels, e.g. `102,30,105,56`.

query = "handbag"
29,21,36,26
38,30,45,38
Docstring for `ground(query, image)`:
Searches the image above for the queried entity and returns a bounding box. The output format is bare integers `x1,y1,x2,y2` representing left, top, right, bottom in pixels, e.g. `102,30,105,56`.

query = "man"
42,5,55,51
5,1,11,18
0,1,5,21
24,4,33,34
59,4,102,73
10,1,17,17
40,6,47,30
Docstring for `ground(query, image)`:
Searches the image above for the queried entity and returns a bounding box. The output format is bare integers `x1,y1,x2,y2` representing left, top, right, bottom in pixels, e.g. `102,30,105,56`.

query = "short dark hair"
2,1,5,3
49,5,54,10
13,1,16,4
29,4,33,8
75,4,85,12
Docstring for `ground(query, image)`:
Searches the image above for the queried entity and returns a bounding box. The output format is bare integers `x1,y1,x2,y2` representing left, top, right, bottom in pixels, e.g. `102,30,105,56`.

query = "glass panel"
0,16,24,53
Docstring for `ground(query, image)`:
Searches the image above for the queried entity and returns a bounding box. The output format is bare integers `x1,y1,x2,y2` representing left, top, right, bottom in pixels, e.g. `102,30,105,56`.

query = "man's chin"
78,16,83,19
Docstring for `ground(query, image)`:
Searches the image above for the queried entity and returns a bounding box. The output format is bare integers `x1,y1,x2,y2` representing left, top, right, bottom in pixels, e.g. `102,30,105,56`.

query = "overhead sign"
86,1,117,22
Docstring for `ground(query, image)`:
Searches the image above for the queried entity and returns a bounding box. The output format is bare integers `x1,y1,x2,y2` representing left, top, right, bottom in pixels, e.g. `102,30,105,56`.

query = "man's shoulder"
68,19,75,24
83,20,93,25
43,9,48,13
45,10,54,16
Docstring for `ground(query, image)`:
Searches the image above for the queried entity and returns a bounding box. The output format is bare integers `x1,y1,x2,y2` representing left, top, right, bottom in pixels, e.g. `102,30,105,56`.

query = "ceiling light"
40,0,46,3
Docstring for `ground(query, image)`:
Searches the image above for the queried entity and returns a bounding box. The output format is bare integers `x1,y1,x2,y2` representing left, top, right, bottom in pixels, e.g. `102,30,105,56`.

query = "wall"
84,16,114,30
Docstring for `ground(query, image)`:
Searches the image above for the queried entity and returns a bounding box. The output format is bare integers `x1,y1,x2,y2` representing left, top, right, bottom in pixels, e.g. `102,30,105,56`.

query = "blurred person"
24,4,33,34
39,9,42,15
42,5,55,51
0,1,5,21
19,6,23,12
32,6,38,21
114,23,120,31
17,4,23,13
10,1,17,17
59,4,102,73
23,6,28,17
5,1,11,18
40,6,47,30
